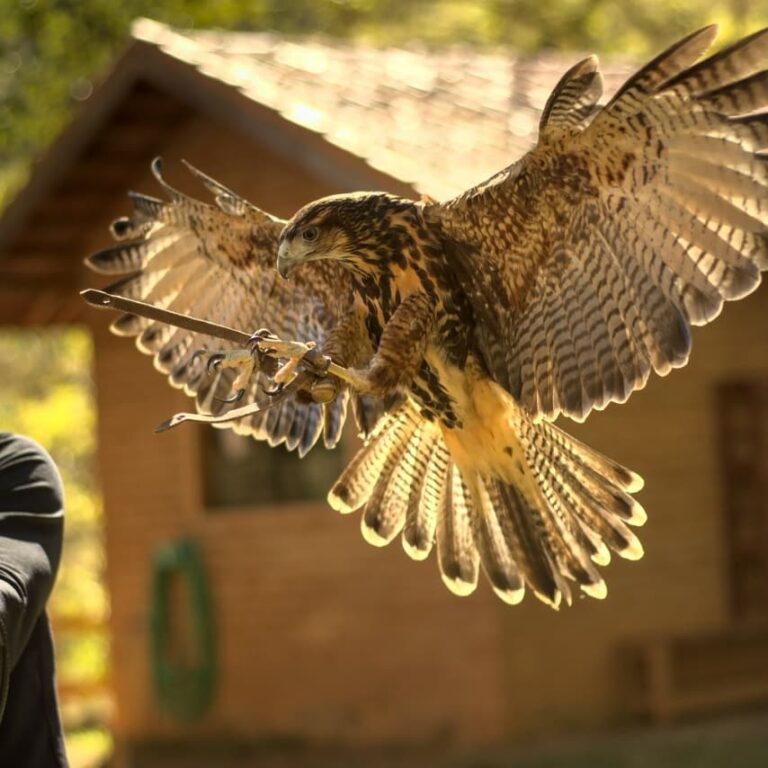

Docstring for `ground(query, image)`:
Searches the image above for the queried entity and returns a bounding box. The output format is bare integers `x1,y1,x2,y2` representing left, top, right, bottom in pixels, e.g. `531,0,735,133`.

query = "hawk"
87,26,768,608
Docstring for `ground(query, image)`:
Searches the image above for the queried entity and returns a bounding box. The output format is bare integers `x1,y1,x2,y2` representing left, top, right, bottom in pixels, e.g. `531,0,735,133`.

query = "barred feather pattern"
86,159,366,455
433,25,768,422
489,402,645,608
328,396,644,607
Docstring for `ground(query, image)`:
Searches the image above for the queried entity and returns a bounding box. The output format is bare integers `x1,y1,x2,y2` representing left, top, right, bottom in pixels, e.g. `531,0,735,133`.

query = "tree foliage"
1,0,766,205
0,329,107,689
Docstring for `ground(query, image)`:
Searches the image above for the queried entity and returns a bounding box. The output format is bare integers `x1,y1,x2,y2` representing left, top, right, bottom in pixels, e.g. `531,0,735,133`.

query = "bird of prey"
86,26,768,609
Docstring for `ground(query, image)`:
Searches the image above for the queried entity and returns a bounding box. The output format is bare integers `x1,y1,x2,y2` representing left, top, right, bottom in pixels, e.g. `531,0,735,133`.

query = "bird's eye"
302,226,319,242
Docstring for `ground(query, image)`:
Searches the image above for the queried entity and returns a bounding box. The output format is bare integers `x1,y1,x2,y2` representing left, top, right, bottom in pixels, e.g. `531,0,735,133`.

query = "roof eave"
0,39,153,256
0,35,415,257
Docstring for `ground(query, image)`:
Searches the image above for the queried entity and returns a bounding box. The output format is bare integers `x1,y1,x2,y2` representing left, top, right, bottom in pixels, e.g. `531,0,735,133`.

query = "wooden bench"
636,625,768,722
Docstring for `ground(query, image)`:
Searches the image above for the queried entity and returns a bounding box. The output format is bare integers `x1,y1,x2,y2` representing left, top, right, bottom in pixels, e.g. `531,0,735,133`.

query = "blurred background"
1,2,768,767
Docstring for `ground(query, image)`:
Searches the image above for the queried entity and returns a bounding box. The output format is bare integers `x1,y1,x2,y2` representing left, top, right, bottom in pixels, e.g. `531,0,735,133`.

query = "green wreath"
149,537,215,720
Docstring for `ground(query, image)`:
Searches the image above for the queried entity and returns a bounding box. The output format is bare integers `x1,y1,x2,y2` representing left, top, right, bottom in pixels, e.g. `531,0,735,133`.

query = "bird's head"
276,192,407,278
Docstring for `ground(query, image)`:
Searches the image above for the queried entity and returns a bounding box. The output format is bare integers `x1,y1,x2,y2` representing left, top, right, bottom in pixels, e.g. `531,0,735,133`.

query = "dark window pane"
202,427,344,509
717,381,768,623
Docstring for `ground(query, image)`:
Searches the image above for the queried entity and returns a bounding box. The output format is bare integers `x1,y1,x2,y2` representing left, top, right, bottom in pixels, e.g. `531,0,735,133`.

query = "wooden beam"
22,193,114,222
110,80,189,117
85,117,185,155
63,155,144,182
136,43,416,196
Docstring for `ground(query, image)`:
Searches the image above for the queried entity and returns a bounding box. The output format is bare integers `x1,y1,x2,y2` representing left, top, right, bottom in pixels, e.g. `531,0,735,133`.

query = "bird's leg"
195,348,255,404
303,313,374,401
324,293,434,398
193,329,343,403
322,365,374,394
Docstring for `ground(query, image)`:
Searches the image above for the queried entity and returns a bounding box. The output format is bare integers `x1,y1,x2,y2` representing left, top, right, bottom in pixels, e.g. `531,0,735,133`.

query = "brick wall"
494,284,768,738
86,108,768,749
92,323,509,745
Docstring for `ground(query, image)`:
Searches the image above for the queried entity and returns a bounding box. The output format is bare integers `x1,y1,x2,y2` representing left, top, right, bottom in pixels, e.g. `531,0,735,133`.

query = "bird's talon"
215,388,246,404
262,380,284,396
207,352,226,374
190,347,209,365
248,328,278,352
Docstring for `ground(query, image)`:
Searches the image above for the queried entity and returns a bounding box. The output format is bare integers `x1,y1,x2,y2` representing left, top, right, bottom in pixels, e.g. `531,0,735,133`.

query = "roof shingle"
132,18,636,199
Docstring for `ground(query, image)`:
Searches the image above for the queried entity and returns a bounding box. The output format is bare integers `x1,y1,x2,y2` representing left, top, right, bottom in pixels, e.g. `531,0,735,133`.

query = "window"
717,382,768,623
202,427,345,509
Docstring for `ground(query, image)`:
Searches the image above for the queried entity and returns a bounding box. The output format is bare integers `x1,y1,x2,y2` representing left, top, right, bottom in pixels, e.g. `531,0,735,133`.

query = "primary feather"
433,25,768,423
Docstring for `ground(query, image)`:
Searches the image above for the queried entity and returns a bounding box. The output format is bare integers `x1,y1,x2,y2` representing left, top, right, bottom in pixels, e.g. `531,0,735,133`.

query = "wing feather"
432,26,768,420
86,159,363,452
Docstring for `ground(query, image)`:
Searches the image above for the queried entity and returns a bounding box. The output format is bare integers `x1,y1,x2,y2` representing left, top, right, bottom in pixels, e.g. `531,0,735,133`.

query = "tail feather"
478,480,558,606
436,467,479,596
328,397,645,609
402,432,445,560
523,420,646,563
328,406,418,514
367,426,432,546
540,420,643,493
469,478,525,605
534,473,606,599
541,439,647,527
360,418,419,546
576,519,612,567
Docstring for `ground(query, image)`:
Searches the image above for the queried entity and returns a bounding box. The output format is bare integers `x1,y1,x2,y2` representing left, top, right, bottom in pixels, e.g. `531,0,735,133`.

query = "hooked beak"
276,242,297,279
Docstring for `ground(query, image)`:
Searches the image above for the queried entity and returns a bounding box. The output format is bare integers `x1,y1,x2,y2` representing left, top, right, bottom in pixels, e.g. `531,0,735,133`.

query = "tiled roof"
134,18,636,199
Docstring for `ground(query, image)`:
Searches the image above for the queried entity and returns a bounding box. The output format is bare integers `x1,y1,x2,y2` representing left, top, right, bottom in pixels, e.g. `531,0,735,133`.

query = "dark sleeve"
0,434,64,721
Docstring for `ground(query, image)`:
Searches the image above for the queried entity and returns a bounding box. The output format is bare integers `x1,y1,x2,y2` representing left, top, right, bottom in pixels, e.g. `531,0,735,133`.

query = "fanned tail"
488,414,645,608
329,396,645,609
329,399,479,597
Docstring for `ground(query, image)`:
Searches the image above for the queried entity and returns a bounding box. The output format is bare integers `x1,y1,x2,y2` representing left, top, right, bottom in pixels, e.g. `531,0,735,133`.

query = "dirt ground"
117,709,768,768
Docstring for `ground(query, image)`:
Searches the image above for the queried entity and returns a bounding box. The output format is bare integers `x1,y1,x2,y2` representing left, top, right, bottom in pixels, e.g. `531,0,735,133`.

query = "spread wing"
431,26,768,422
86,159,366,456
